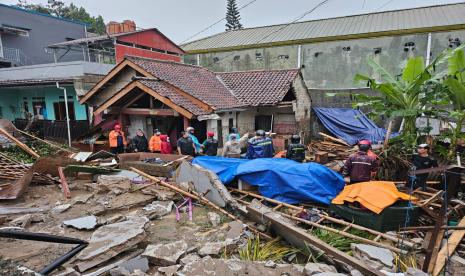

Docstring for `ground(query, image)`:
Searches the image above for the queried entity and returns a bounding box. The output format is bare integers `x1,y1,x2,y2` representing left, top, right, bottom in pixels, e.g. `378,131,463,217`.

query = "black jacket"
286,143,306,162
132,135,149,152
203,137,219,156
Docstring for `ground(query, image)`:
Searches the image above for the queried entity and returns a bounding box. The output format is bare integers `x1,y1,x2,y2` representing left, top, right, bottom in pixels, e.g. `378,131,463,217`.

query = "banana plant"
442,47,465,157
353,44,465,150
354,56,434,148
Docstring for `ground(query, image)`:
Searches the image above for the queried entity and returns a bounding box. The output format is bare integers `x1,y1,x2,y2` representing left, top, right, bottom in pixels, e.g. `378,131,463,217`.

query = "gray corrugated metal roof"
182,2,465,52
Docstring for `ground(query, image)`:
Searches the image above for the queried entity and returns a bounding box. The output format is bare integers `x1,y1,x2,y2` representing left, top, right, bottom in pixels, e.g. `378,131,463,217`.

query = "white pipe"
297,45,302,68
426,33,432,66
56,82,72,147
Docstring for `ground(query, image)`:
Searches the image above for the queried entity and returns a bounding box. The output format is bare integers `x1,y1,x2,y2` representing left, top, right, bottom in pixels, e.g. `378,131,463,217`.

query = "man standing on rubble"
177,131,195,156
342,140,378,183
286,134,306,162
409,143,438,191
109,124,126,154
186,127,202,154
246,130,274,159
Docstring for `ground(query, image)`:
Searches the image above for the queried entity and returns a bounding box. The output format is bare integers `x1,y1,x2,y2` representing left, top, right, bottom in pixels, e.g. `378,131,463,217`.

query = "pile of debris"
307,132,357,171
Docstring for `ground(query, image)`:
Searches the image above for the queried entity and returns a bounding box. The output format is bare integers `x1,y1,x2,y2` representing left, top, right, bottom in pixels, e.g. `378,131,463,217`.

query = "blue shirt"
189,134,202,153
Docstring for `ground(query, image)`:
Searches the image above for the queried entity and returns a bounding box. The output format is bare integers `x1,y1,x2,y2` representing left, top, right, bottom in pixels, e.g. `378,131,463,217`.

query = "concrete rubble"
142,240,188,266
142,200,174,220
75,216,149,272
207,211,221,227
50,203,71,214
351,244,394,271
304,263,338,275
63,215,98,230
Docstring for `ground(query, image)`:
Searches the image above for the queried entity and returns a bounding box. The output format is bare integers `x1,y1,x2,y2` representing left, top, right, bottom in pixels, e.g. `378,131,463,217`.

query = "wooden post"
432,216,465,276
0,128,40,159
183,117,189,131
383,121,393,148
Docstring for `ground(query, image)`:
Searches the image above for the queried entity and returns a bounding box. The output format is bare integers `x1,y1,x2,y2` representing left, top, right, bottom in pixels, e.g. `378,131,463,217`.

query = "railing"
2,47,20,63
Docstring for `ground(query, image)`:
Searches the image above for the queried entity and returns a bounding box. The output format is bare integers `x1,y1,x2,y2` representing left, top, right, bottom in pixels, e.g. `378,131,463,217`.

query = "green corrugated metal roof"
182,2,465,52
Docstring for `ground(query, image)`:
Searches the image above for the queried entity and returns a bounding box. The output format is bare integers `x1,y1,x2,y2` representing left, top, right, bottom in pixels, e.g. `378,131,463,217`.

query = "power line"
202,0,332,68
376,0,396,11
180,0,260,44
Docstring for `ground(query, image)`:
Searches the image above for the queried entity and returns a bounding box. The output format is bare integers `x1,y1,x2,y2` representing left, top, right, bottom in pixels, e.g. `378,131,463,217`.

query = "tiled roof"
127,56,243,110
138,80,209,116
217,69,300,106
182,2,465,52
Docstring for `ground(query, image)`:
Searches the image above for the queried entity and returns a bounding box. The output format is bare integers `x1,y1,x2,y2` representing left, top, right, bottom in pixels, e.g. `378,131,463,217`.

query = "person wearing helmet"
409,143,438,190
246,129,274,159
202,131,219,156
186,127,202,154
109,124,127,154
342,139,378,183
286,134,306,162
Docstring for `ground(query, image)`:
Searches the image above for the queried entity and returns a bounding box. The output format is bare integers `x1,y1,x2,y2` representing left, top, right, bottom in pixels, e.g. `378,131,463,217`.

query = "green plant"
238,236,299,262
442,47,465,158
311,228,358,253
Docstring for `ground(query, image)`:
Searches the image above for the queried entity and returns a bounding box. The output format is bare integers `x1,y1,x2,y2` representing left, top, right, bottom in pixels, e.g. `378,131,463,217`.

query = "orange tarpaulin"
331,181,417,214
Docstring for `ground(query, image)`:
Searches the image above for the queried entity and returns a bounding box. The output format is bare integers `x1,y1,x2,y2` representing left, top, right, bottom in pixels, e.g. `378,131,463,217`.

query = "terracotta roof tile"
127,56,243,110
138,80,209,116
217,69,300,106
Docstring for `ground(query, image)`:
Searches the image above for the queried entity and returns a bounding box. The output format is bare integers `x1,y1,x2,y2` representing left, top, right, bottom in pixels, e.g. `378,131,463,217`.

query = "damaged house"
80,56,310,148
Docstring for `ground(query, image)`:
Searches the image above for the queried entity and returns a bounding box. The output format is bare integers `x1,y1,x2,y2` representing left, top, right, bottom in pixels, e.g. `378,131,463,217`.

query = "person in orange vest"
109,124,127,154
149,129,162,153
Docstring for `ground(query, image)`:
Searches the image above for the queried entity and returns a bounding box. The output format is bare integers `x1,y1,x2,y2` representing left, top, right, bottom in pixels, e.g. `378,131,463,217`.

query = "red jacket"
343,151,378,183
160,135,172,154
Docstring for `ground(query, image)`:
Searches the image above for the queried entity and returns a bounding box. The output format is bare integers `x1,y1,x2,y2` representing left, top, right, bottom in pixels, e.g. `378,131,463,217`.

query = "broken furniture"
119,152,188,177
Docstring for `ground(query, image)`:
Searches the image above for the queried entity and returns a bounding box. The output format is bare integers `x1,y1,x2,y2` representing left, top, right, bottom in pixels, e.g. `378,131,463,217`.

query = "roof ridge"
125,55,216,72
182,2,465,46
216,68,300,74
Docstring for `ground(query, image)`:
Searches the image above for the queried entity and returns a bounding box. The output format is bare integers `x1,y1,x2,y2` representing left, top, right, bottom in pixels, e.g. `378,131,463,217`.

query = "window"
233,55,240,61
449,38,461,48
255,52,263,61
278,55,289,59
255,115,272,132
314,52,322,58
213,57,220,63
374,47,382,55
53,102,75,120
342,46,351,52
404,42,415,52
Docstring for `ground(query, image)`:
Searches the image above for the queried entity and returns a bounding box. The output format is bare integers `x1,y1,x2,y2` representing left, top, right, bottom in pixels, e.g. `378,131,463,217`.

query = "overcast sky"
2,0,464,43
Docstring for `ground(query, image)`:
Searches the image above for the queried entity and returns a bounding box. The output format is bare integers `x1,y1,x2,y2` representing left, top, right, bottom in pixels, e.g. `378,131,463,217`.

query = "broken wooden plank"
0,127,40,159
432,216,465,276
130,167,272,240
246,204,384,276
318,132,350,146
57,167,71,199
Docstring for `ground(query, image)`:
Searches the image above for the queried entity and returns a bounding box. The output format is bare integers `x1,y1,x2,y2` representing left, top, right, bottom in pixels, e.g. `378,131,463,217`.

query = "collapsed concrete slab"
75,216,149,272
178,256,305,275
304,263,338,275
175,161,238,209
142,240,188,266
351,244,394,271
157,264,181,276
142,201,174,220
63,215,98,230
198,240,237,257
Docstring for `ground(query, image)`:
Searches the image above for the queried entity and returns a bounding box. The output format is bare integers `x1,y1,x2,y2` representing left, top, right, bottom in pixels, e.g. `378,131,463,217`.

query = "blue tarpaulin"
192,156,345,204
313,107,397,146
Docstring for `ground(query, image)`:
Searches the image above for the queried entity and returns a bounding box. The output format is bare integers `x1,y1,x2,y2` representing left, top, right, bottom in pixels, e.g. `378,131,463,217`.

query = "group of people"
342,139,437,190
109,124,306,162
108,125,172,154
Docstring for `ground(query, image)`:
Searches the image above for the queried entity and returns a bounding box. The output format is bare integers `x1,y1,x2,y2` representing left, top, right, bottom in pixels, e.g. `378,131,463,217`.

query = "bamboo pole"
0,128,40,159
230,188,417,248
130,167,272,240
383,121,393,148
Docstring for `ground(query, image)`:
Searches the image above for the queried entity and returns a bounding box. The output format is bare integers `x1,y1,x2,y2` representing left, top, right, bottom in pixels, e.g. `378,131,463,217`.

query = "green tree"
16,0,106,34
226,0,243,31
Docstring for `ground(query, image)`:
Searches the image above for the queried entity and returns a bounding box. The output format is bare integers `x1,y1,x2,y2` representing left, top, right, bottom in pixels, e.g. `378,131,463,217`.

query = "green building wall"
185,30,465,89
0,85,87,121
